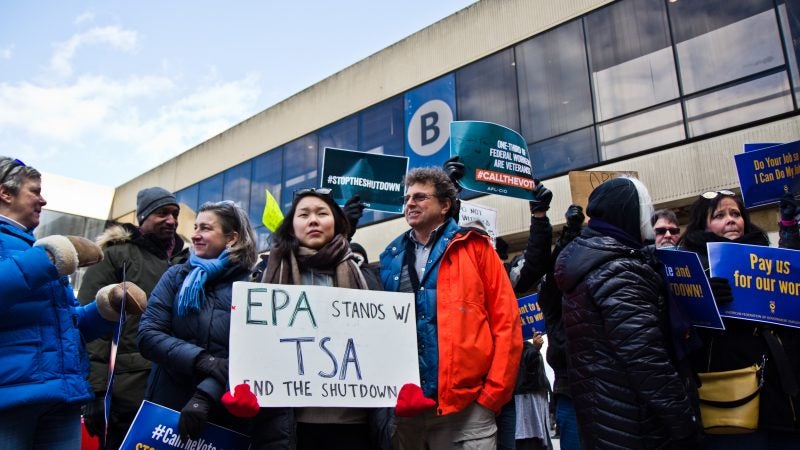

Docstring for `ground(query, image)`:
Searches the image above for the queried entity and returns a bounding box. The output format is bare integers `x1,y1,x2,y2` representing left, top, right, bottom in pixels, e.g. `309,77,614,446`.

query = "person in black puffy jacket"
555,177,698,449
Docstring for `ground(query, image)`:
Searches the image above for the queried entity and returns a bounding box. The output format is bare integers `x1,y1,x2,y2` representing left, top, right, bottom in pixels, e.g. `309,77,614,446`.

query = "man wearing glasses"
651,209,681,249
380,167,522,449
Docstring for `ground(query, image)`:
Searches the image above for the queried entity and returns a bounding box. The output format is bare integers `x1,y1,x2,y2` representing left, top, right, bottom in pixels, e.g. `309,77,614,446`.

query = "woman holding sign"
138,201,292,445
257,188,389,450
680,190,800,448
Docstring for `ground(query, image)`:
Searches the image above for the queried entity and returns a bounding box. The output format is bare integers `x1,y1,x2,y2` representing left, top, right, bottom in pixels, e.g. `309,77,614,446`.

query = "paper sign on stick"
229,282,419,407
568,171,638,216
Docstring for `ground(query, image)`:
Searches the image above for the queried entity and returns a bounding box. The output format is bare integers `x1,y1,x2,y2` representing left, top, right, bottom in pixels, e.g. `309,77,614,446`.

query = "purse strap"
762,329,800,396
699,356,766,409
698,387,761,408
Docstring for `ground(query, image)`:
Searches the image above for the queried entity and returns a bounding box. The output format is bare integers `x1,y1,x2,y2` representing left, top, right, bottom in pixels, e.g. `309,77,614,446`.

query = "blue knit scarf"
177,249,231,316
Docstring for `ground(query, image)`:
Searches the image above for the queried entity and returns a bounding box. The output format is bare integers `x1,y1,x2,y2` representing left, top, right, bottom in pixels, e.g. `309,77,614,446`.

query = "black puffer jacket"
555,228,697,449
138,262,292,444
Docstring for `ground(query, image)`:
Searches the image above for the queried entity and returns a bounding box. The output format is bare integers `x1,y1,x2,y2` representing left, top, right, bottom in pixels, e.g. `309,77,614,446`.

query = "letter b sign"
408,99,453,157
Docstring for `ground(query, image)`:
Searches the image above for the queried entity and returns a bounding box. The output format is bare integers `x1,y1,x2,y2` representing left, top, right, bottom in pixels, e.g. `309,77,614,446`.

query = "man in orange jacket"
380,167,522,449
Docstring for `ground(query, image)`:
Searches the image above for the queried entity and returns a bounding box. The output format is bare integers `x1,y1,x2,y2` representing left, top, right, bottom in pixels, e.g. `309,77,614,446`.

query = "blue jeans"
555,395,580,450
0,402,82,449
496,399,516,450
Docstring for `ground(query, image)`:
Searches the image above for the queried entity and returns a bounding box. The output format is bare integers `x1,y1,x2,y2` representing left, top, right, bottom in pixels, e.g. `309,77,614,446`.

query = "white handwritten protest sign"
458,200,498,247
229,282,419,407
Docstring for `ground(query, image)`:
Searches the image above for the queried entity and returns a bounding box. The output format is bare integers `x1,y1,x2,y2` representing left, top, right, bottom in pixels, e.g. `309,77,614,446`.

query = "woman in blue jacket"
0,156,139,449
138,200,292,446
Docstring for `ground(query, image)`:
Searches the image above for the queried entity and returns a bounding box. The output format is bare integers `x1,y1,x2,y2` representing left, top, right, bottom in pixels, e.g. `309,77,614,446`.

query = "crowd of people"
2,153,800,450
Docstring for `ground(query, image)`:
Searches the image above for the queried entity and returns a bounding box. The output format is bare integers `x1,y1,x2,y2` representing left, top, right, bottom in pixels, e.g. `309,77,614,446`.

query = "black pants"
296,423,372,450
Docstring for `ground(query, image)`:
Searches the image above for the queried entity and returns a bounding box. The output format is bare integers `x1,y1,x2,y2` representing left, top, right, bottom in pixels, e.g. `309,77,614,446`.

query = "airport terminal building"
105,0,800,258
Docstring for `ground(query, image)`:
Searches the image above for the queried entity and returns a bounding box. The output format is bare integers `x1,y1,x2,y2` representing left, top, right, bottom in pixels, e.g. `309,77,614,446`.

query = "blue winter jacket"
0,220,114,411
379,218,461,399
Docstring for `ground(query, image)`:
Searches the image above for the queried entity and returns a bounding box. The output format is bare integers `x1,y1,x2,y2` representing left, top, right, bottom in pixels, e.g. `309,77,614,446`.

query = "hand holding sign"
529,180,552,214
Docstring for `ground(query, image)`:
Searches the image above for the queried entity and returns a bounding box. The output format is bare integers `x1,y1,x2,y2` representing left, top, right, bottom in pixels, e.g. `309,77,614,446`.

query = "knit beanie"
137,187,178,223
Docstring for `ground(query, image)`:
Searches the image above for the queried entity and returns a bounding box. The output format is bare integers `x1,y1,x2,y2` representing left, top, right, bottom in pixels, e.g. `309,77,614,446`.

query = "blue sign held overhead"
657,248,724,330
709,242,800,329
735,140,800,207
517,293,546,340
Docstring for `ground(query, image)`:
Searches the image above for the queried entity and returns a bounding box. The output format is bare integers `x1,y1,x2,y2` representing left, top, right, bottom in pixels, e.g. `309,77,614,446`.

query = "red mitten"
395,383,436,417
221,383,260,418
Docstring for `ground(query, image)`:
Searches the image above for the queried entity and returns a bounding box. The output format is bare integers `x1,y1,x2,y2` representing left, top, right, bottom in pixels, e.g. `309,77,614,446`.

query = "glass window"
360,96,404,156
530,126,598,179
319,116,358,157
517,20,594,142
176,184,199,213
223,161,251,213
198,174,223,206
456,49,520,132
250,148,283,228
779,0,800,103
253,225,273,253
586,0,679,121
599,102,684,160
282,134,318,211
669,0,785,94
685,72,794,137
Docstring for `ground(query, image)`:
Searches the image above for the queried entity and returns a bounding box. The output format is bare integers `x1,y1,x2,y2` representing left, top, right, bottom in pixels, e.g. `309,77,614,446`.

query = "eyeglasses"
654,227,680,236
403,193,436,204
0,158,25,185
700,190,736,200
293,187,332,200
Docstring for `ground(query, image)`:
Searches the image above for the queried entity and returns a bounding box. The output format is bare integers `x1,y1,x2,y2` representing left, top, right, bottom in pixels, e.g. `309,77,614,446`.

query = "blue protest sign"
735,140,800,207
708,242,800,329
517,293,546,340
657,248,724,330
119,401,250,450
744,143,779,152
404,74,456,170
450,121,535,200
321,147,409,213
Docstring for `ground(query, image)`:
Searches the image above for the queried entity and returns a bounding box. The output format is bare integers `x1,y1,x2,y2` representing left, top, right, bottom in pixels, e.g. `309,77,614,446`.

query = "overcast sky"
0,1,476,186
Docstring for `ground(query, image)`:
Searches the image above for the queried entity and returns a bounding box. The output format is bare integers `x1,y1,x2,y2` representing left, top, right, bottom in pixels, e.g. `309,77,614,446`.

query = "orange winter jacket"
434,230,523,415
382,224,522,416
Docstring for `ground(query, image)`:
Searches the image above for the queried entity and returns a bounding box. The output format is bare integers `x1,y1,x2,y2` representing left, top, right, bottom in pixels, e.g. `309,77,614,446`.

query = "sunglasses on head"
0,158,26,185
293,187,332,200
654,226,680,236
700,190,736,200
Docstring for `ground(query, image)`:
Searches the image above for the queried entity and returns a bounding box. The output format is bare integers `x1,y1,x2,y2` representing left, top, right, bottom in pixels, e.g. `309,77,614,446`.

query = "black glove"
342,195,366,239
195,352,228,385
565,204,585,229
529,180,552,213
443,156,465,190
82,397,105,437
709,277,734,305
780,192,798,222
179,390,212,440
